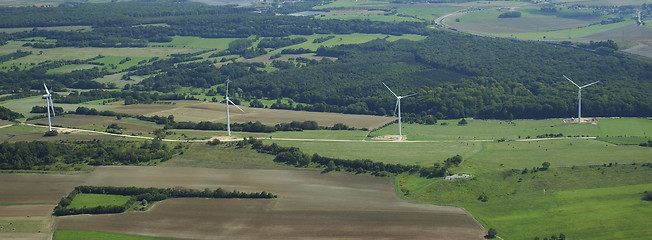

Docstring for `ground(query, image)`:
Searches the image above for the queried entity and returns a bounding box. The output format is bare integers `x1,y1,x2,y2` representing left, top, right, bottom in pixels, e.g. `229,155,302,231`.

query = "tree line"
0,139,182,170
232,137,459,178
53,185,276,216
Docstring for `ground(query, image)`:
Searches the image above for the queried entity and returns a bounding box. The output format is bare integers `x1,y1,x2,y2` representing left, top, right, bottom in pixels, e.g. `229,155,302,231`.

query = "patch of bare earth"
46,166,484,239
0,173,85,240
576,24,652,58
145,101,395,130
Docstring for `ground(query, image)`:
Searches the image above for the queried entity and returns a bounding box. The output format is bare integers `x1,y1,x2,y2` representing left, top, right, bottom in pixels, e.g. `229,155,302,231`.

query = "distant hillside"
232,32,652,120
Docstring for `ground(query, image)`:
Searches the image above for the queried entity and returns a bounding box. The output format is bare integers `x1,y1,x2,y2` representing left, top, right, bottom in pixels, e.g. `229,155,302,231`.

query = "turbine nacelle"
382,82,416,136
563,75,599,124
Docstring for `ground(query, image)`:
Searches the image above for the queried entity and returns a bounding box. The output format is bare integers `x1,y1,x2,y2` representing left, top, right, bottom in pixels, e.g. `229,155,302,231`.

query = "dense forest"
0,0,651,120
0,140,182,170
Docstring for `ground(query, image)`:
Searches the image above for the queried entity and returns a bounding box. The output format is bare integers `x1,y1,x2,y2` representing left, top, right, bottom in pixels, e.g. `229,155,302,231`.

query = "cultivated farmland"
0,166,486,239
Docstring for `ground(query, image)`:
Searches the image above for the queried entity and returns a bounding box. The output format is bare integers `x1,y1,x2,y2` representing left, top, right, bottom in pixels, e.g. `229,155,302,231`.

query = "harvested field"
111,104,178,116
449,17,593,34
0,205,55,217
121,101,396,130
52,166,484,239
0,173,85,204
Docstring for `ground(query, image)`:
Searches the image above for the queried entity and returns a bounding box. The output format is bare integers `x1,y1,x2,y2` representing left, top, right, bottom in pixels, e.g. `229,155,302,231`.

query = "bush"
44,130,58,136
498,11,521,18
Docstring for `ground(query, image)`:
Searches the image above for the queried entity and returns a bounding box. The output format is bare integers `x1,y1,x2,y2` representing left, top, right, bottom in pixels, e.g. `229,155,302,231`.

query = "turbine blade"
394,100,399,116
43,83,50,95
48,97,56,117
402,93,418,98
383,82,398,98
581,81,599,88
563,75,580,88
228,99,244,112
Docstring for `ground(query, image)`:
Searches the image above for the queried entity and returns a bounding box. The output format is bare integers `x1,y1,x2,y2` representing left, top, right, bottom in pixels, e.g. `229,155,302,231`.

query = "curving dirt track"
48,166,485,239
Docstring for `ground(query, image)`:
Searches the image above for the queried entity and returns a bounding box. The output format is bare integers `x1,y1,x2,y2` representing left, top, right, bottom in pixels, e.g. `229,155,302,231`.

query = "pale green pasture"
91,56,150,73
46,64,97,74
162,143,283,169
315,0,389,9
267,140,483,166
269,130,368,140
0,41,191,65
68,193,131,209
470,139,652,169
94,72,142,88
54,230,179,240
490,21,633,40
320,14,423,22
150,36,237,49
0,216,52,233
274,33,426,52
0,95,119,118
466,183,652,239
598,118,652,137
371,119,602,141
396,6,463,20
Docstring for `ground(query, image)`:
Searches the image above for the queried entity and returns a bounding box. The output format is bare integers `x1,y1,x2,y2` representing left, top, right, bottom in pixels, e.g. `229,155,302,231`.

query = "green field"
161,143,283,169
268,140,483,166
272,33,427,52
54,230,179,240
320,14,423,22
470,139,652,169
401,164,652,239
490,21,633,40
315,0,389,9
396,6,464,20
150,36,237,49
67,193,131,209
0,95,120,119
371,119,604,141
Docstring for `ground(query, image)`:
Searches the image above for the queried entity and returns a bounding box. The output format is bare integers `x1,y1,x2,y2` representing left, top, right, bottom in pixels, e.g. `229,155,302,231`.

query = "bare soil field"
122,101,396,129
0,173,85,204
111,104,179,116
51,166,484,239
578,24,652,58
28,115,115,129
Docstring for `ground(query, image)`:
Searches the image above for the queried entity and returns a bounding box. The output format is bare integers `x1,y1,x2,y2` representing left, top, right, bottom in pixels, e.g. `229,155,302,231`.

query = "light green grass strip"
54,230,180,240
466,183,652,239
68,193,131,209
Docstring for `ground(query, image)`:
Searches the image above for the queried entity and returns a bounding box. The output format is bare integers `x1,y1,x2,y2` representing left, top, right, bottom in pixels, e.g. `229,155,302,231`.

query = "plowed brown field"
1,167,485,239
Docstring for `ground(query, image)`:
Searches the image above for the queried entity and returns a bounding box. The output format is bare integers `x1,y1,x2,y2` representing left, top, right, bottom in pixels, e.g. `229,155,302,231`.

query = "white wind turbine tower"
383,82,417,136
221,78,244,136
42,83,56,132
563,75,599,124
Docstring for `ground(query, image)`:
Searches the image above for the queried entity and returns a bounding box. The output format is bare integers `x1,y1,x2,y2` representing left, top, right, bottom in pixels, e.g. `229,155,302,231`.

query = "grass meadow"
401,164,652,239
314,0,389,9
149,36,237,49
67,193,131,209
319,14,423,22
267,140,483,166
53,230,179,240
370,119,604,141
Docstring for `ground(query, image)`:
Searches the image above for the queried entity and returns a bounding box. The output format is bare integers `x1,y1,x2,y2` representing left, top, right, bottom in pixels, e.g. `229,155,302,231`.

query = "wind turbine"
383,82,417,136
221,78,244,137
563,75,599,124
42,83,56,132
